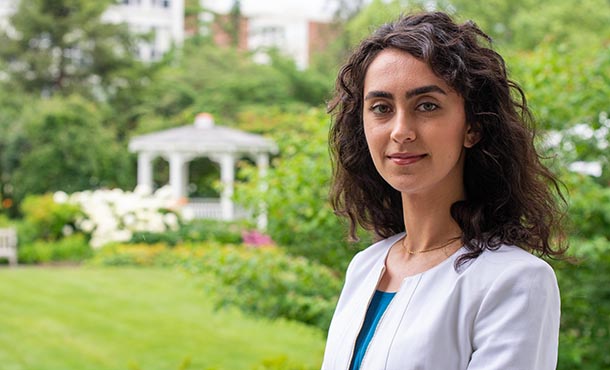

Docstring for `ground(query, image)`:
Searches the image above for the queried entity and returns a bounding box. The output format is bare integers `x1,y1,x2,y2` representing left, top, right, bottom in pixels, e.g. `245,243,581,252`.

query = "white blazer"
321,233,560,370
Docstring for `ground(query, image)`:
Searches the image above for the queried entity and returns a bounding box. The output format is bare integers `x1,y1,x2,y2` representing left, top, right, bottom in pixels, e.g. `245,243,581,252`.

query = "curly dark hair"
328,11,567,264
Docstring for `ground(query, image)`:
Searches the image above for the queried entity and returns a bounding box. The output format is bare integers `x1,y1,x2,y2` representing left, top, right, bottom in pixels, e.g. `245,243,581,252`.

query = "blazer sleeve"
467,261,560,370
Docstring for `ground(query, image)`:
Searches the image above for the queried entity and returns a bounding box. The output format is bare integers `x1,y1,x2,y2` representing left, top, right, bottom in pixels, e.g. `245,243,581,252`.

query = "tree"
131,39,331,134
445,0,610,50
553,171,610,369
342,0,418,46
3,95,132,208
315,0,610,76
0,0,144,98
506,44,610,183
0,75,27,214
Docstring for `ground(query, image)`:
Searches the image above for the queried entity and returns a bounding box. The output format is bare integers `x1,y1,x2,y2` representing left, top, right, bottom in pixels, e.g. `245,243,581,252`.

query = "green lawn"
0,266,325,370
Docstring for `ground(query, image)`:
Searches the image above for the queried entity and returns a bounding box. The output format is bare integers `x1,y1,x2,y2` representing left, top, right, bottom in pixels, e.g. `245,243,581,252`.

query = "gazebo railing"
183,198,222,219
183,198,249,220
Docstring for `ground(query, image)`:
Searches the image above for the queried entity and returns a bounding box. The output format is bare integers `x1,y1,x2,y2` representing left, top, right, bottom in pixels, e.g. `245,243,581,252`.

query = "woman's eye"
417,102,439,112
370,104,392,114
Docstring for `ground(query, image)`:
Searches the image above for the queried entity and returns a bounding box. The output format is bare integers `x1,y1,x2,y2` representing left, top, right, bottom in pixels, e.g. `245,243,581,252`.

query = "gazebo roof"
128,113,278,155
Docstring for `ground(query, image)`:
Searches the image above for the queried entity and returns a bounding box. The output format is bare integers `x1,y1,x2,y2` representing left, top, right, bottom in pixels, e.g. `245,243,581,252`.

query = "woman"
322,11,567,370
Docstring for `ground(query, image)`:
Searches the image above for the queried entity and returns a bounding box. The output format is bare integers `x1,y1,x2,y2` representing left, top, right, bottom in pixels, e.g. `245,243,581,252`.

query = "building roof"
129,114,278,155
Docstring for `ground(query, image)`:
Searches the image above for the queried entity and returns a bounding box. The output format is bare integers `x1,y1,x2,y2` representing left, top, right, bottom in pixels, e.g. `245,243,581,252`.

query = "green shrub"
183,219,244,244
89,243,189,267
18,193,83,244
130,219,243,246
0,214,13,227
554,237,610,369
129,231,183,246
18,234,91,264
186,245,342,331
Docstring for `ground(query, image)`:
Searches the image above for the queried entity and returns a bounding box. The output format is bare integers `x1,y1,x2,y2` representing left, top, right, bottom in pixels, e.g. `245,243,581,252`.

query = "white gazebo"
128,113,278,227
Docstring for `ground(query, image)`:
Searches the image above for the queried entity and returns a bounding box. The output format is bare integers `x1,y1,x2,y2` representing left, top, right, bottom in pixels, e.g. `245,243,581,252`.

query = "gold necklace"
402,236,461,255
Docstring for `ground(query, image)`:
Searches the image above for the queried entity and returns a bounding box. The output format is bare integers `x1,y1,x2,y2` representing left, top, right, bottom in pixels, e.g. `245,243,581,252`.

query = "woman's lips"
387,153,427,165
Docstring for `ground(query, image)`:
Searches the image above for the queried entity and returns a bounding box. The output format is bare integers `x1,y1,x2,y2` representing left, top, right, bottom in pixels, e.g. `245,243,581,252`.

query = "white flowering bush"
54,185,183,249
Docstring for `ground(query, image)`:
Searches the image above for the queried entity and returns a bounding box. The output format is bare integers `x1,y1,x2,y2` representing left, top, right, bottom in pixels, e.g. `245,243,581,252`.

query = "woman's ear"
464,124,481,148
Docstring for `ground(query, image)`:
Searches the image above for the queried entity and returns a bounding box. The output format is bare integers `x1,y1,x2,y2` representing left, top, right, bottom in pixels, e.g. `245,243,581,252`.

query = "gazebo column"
169,153,187,200
256,153,269,230
220,153,235,220
181,160,190,198
137,152,154,193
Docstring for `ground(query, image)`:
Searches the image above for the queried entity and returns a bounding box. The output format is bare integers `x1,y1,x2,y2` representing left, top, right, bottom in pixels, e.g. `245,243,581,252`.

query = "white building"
0,0,335,66
246,14,318,69
202,0,336,69
0,0,184,62
102,0,184,61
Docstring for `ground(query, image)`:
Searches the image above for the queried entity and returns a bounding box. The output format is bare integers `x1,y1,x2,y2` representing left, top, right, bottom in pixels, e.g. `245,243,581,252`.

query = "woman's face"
362,48,477,198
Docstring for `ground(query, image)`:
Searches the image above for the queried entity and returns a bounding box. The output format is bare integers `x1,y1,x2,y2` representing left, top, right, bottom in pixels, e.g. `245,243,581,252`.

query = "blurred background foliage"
0,0,609,369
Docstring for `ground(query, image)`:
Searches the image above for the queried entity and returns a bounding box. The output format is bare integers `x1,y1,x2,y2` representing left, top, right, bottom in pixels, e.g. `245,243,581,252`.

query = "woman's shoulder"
459,244,558,290
473,244,554,272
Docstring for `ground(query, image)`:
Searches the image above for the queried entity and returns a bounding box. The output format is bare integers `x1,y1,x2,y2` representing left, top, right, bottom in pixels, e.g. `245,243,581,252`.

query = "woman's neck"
401,189,464,250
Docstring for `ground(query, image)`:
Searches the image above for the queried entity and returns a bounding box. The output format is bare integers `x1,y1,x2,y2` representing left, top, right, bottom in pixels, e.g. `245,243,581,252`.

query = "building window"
152,0,171,7
257,26,285,46
150,47,159,60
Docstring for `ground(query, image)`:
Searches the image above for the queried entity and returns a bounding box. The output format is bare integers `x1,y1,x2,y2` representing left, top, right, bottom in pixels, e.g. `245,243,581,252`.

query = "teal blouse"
349,290,396,370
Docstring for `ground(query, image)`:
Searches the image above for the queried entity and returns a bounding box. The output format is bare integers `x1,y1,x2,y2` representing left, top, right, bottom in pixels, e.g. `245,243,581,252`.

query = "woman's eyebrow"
364,91,393,100
405,85,447,99
364,85,447,101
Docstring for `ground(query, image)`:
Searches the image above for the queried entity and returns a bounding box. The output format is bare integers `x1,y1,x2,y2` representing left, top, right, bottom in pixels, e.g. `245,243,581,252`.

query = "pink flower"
242,230,275,247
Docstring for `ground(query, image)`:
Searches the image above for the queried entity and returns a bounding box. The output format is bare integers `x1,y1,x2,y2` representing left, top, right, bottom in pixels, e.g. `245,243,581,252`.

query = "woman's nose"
390,112,416,143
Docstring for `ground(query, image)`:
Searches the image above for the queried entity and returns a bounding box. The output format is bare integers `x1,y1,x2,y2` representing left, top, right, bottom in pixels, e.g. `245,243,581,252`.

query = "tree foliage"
554,232,610,369
506,44,610,183
446,0,610,50
507,45,610,130
130,39,331,134
341,0,422,46
0,0,145,98
4,95,131,207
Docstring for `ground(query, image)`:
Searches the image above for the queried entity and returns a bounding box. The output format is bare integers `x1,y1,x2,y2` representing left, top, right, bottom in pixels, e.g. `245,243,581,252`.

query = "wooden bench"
0,227,17,266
